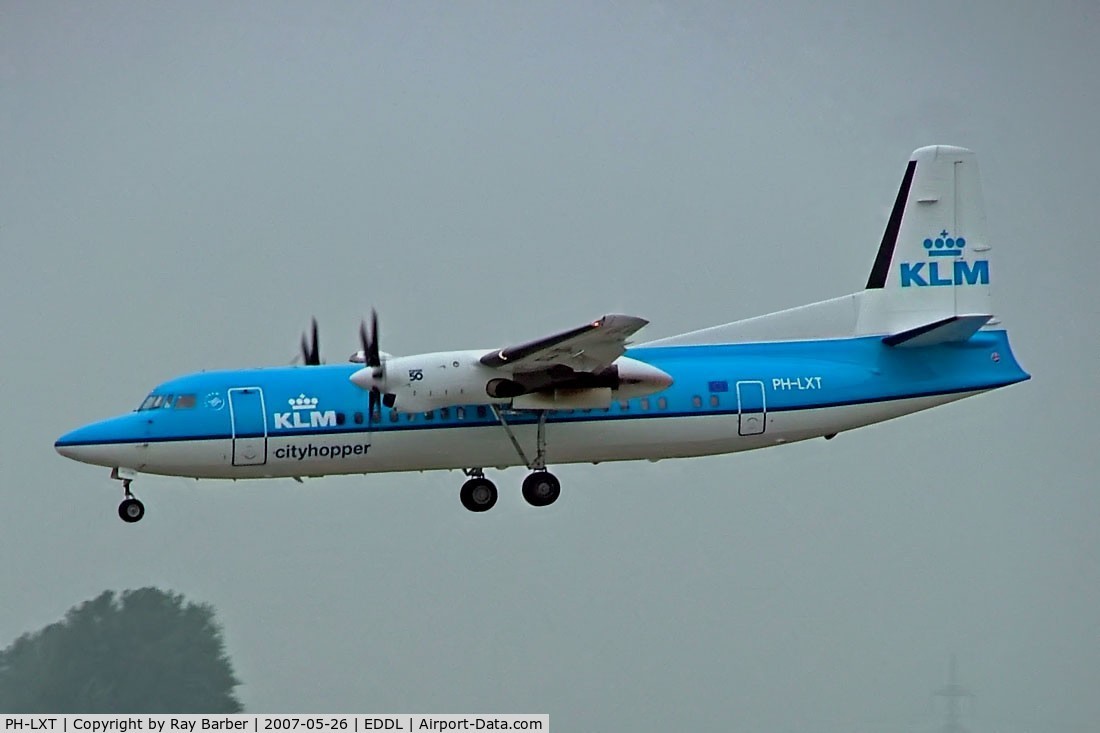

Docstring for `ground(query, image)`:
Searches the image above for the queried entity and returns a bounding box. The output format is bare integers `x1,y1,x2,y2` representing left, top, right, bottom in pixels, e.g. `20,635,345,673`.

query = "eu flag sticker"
708,380,729,393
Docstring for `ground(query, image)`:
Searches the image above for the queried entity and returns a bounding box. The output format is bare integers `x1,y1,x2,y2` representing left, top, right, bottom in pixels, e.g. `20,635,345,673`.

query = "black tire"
118,498,145,523
460,478,498,512
522,471,561,507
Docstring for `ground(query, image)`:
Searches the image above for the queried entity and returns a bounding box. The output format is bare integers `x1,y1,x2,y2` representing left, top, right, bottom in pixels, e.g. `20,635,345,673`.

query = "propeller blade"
368,309,381,368
368,388,380,426
359,320,371,364
300,318,321,366
351,310,388,404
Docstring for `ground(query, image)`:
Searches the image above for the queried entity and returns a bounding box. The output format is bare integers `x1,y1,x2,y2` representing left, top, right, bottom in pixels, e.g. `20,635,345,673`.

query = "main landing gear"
458,408,562,513
460,469,498,512
458,469,560,512
521,471,561,507
117,478,145,523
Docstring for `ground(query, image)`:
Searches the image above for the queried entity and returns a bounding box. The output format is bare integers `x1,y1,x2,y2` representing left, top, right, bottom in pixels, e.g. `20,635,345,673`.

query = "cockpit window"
138,393,194,410
138,394,168,410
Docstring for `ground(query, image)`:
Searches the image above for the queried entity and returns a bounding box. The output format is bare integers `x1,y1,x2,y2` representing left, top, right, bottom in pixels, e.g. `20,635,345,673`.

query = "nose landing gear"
114,473,145,523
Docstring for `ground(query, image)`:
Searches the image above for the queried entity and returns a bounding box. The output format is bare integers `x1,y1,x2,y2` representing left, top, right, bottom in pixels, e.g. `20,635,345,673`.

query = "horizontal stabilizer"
882,314,993,348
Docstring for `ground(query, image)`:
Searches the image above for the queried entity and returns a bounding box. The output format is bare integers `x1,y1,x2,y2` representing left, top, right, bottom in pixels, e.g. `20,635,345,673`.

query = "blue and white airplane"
56,146,1029,522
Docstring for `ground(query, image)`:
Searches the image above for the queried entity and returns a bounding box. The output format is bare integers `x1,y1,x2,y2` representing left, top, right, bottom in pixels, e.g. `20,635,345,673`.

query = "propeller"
357,309,396,421
297,318,323,366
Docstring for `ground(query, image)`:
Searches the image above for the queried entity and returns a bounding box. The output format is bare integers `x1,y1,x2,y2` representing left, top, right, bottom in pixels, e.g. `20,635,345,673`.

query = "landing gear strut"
488,407,562,508
456,409,565,512
460,469,498,513
117,478,145,523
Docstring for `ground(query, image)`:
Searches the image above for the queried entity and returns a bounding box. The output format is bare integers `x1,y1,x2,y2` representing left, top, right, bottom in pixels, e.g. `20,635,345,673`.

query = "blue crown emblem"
923,230,966,257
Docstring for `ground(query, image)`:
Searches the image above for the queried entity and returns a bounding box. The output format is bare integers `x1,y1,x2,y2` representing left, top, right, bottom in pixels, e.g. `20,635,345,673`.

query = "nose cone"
55,415,143,467
54,429,85,461
55,424,100,461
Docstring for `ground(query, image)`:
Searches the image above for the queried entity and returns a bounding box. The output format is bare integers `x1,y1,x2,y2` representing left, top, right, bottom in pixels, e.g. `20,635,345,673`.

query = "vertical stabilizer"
857,146,994,335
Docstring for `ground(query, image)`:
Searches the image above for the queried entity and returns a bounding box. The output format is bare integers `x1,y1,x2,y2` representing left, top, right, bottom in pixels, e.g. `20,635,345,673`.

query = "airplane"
56,145,1029,522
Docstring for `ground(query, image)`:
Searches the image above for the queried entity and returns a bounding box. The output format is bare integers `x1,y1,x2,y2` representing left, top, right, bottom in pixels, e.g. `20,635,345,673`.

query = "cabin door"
228,387,268,466
736,380,767,436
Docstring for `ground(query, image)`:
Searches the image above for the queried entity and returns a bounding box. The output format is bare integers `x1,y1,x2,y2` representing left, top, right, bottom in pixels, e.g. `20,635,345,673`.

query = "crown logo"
289,394,319,410
923,230,967,257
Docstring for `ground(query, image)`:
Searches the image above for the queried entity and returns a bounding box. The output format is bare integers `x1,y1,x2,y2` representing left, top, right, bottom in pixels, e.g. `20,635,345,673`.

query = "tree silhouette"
0,588,243,713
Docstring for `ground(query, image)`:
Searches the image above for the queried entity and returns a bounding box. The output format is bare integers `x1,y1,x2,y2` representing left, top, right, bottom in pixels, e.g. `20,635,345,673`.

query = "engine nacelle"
359,350,505,413
605,356,674,399
351,351,672,413
512,388,614,410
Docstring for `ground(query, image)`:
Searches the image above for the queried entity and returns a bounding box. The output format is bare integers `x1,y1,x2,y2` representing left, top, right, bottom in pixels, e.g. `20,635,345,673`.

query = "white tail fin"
856,145,994,335
642,145,997,348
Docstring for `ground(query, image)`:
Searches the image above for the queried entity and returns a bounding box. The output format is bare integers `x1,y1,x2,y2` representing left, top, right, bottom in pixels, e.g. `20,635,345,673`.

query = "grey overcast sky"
2,1,1098,730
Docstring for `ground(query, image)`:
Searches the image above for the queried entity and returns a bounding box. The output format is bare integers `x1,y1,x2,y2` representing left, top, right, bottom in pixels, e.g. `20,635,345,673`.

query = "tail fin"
857,145,995,335
639,145,998,348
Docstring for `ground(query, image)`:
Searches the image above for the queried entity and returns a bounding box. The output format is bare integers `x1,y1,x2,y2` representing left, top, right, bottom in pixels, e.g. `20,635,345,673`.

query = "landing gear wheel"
460,478,498,512
118,497,145,523
522,471,561,507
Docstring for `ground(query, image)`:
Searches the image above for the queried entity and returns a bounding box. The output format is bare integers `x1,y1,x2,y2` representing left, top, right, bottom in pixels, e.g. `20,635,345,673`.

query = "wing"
480,314,648,373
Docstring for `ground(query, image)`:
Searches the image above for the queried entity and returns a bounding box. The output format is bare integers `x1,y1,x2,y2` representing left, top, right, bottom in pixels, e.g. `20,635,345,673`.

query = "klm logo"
273,394,338,430
899,231,989,287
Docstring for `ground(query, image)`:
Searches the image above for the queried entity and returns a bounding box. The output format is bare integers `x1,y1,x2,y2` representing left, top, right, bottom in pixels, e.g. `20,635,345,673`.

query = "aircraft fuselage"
56,330,1027,480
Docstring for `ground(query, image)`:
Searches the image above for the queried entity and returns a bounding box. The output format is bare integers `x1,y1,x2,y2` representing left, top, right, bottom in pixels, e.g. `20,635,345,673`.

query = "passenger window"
424,410,434,421
175,394,197,409
657,397,668,410
456,407,466,420
710,394,720,407
353,412,364,425
335,412,346,426
476,406,488,419
640,398,650,411
440,407,450,420
389,409,399,423
692,395,703,408
619,400,630,411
